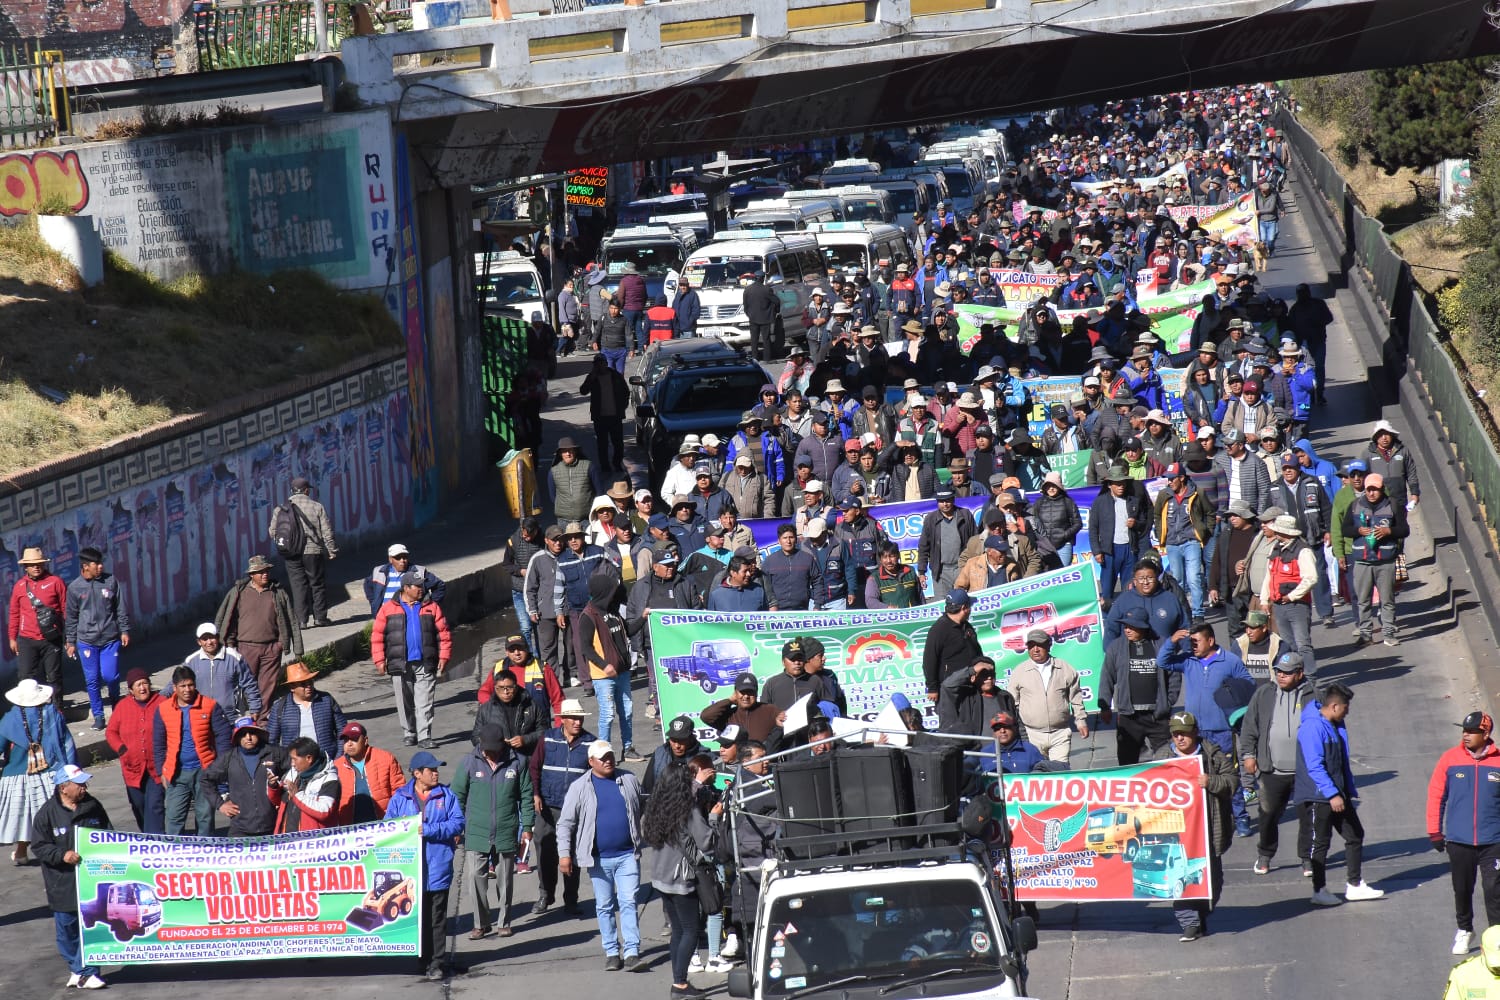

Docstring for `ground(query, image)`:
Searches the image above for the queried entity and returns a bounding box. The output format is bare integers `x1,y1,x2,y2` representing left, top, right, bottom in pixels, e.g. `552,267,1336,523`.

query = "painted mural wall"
0,109,397,296
0,358,414,658
0,1,193,82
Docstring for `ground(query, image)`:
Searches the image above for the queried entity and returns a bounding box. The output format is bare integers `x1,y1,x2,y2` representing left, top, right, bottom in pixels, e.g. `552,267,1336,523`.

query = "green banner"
954,279,1215,354
648,565,1105,738
1046,450,1092,489
76,818,423,964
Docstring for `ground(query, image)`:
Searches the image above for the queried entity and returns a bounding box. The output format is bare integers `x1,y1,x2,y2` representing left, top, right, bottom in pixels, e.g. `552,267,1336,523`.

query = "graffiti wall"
0,358,413,653
0,110,396,292
0,2,191,78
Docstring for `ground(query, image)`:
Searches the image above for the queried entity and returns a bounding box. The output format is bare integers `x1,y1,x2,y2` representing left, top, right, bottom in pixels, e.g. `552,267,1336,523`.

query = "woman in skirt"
0,678,76,863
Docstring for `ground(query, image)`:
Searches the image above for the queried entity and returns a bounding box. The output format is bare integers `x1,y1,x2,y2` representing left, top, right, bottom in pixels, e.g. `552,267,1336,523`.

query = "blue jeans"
623,310,644,351
1258,218,1279,253
1099,543,1136,597
819,598,848,611
76,639,121,720
1312,553,1334,619
1202,728,1251,831
589,852,641,957
511,591,537,658
164,767,215,836
1165,540,1205,618
595,675,633,750
1055,542,1074,567
601,348,627,374
55,911,97,977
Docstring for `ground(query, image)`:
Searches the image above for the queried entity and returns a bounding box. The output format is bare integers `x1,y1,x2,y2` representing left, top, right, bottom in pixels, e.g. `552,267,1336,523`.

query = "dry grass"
0,219,402,479
85,102,272,142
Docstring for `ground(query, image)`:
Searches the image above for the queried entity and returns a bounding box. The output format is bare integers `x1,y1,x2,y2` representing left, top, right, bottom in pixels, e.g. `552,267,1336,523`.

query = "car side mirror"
727,968,753,997
1012,915,1038,954
629,375,644,386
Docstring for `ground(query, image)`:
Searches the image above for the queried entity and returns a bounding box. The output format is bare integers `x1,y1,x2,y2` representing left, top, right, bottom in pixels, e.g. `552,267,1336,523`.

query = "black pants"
1256,772,1312,862
537,616,568,680
1173,852,1223,931
1115,712,1172,766
1309,800,1365,891
662,889,700,985
421,887,449,971
16,635,64,703
1446,842,1500,932
749,322,774,363
594,417,625,474
534,803,581,906
284,552,327,624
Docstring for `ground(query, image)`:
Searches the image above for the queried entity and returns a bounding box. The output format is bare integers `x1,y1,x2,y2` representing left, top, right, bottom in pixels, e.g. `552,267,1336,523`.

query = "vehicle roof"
764,859,987,899
805,222,907,241
473,251,542,274
604,225,693,243
687,234,819,257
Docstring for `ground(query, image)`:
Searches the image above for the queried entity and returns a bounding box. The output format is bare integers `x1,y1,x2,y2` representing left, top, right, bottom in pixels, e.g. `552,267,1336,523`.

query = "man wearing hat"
106,667,165,833
1329,460,1367,606
183,621,262,720
760,639,829,714
1344,471,1409,648
525,526,570,684
985,711,1045,776
151,665,233,836
626,544,701,719
31,762,111,989
704,671,782,746
1444,926,1500,998
557,522,613,692
660,437,706,505
1429,711,1500,955
365,542,447,616
198,714,279,836
1097,605,1179,765
386,750,466,979
529,699,594,915
214,552,302,721
1165,711,1236,941
65,546,133,732
333,720,407,823
1153,462,1213,621
7,547,66,709
455,723,534,940
1008,630,1089,764
549,436,600,524
268,474,338,630
1213,428,1272,517
727,411,787,492
372,570,454,749
919,487,978,596
557,739,646,971
1259,513,1319,678
938,654,1018,737
1241,652,1315,878
921,590,981,705
644,714,706,796
1090,465,1149,598
1231,609,1282,681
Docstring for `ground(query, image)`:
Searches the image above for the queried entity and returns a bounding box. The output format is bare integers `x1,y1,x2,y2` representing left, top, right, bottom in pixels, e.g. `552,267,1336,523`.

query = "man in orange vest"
644,295,677,343
151,665,232,835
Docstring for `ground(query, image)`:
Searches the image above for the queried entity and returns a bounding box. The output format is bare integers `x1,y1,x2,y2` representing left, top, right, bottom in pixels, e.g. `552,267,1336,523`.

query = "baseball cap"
505,634,529,651
55,763,92,785
387,543,410,558
782,638,806,661
990,712,1018,731
634,488,653,502
985,534,1009,553
944,589,972,611
340,721,368,740
1245,611,1270,627
716,724,744,747
1168,711,1199,734
586,740,615,760
734,671,759,694
1341,459,1368,476
667,715,696,742
1025,629,1053,647
840,496,864,510
409,750,446,770
1272,652,1304,674
1460,711,1495,734
398,570,421,587
195,622,219,639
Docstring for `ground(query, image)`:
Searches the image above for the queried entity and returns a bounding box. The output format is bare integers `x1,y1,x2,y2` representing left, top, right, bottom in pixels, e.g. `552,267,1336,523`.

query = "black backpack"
271,500,310,558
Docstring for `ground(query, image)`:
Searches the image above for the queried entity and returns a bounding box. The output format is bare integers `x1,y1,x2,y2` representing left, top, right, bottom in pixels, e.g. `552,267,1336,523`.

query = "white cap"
388,543,409,558
587,739,615,760
1197,426,1217,438
702,434,721,448
805,519,827,539
634,489,652,502
735,454,754,467
195,622,219,639
55,763,92,785
803,479,824,494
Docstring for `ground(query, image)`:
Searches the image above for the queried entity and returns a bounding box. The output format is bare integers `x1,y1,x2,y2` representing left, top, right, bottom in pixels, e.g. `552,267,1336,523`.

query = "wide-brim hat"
902,320,924,335
1270,514,1302,536
246,554,274,573
6,678,54,707
283,662,318,686
17,547,48,565
558,698,587,718
233,716,269,741
562,520,587,537
556,436,580,451
606,480,634,500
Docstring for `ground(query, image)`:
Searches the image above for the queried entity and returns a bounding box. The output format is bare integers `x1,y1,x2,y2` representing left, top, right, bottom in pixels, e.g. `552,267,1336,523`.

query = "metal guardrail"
0,44,68,148
193,0,408,70
1279,109,1500,540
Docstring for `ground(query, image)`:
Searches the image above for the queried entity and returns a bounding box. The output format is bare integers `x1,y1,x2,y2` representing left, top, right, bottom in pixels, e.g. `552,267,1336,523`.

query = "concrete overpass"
341,0,1499,189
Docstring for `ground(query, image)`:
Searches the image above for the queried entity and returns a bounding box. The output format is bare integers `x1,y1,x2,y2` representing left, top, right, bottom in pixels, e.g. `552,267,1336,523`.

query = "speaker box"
835,745,914,847
905,743,963,830
774,755,841,856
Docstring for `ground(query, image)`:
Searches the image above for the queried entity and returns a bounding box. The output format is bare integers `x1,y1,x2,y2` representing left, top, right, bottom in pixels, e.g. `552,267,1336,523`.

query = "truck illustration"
80,881,163,941
1083,806,1185,860
344,870,416,932
661,639,752,693
1000,603,1100,652
1131,841,1208,899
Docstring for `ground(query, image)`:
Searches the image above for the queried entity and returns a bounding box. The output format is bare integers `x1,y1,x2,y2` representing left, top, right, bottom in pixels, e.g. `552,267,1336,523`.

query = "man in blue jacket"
1295,684,1385,906
1158,621,1256,836
706,554,769,612
385,750,466,980
1105,559,1189,645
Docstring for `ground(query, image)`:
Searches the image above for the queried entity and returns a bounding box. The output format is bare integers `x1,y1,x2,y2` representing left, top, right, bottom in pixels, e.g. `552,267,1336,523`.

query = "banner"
648,564,1105,739
987,757,1212,901
1046,450,1091,489
953,280,1214,354
1016,370,1187,438
76,819,423,965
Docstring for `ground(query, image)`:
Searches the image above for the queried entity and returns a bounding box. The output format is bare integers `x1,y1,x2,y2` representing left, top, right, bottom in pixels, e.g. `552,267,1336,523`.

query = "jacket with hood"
199,736,282,836
1293,438,1340,500
1240,676,1315,776
1427,738,1500,846
1361,421,1419,505
31,789,111,912
470,691,545,753
1097,634,1180,719
578,574,630,682
268,749,341,833
1295,700,1356,804
385,780,466,889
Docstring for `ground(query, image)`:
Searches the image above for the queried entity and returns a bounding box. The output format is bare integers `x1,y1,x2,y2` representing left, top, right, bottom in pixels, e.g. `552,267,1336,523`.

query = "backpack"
271,500,310,558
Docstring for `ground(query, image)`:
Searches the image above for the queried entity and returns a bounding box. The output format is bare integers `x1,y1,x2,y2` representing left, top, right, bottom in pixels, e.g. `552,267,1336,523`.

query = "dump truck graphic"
1083,806,1185,861
1131,841,1208,899
344,869,416,932
80,881,163,941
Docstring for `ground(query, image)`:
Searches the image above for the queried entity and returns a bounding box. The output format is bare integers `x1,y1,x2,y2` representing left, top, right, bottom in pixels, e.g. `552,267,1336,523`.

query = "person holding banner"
31,763,111,990
198,715,279,837
1166,712,1235,942
1097,607,1180,765
386,750,466,980
268,736,341,834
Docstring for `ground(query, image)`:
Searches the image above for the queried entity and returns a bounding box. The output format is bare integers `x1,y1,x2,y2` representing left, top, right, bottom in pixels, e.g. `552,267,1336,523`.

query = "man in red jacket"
372,572,453,750
105,668,164,832
1428,711,1500,956
7,547,67,709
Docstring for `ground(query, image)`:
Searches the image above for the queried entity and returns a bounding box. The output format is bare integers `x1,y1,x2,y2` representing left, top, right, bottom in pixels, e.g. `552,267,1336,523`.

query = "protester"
642,763,716,997
333,722,407,822
1241,652,1314,876
265,662,348,762
152,666,232,836
31,763,111,989
455,724,535,940
385,750,467,980
65,547,131,731
105,668,164,834
214,554,302,720
1096,608,1179,765
1007,630,1089,763
0,679,76,863
183,621,262,720
1297,683,1384,905
1167,711,1235,941
372,570,454,749
199,715,280,836
530,699,594,915
1428,711,1500,955
7,548,66,709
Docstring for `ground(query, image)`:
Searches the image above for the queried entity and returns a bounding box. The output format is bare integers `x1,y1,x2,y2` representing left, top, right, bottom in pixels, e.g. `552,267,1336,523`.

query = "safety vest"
1267,540,1310,604
876,566,921,608
645,305,676,342
538,729,591,806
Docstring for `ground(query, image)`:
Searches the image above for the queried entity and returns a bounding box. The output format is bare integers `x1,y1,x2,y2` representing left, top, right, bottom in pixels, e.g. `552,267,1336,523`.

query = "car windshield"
138,886,160,904
684,257,765,290
821,245,868,272
733,215,800,232
842,199,885,222
703,640,747,660
880,187,918,214
939,167,973,197
1000,611,1029,629
760,879,1003,996
1134,849,1171,872
478,270,541,306
660,370,766,414
1086,810,1117,829
604,241,681,278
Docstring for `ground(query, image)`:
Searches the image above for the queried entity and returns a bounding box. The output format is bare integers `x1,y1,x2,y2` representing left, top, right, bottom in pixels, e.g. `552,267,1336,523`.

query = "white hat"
934,281,952,298
702,434,721,448
1197,426,1218,438
805,519,827,539
54,763,92,785
1043,471,1064,488
957,392,982,409
735,453,754,468
387,543,409,558
803,479,824,494
825,379,846,394
1271,514,1302,536
587,739,615,760
5,678,53,707
832,302,852,315
195,622,219,639
558,698,587,718
1145,409,1170,425
634,488,652,502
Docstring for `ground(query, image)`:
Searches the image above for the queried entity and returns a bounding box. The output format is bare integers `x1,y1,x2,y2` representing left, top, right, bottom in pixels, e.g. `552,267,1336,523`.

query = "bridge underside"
399,0,1499,189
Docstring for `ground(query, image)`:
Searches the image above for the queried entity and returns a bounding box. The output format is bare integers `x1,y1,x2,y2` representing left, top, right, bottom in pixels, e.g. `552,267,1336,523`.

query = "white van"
681,232,823,348
474,250,546,320
921,154,986,219
729,199,840,233
805,222,913,277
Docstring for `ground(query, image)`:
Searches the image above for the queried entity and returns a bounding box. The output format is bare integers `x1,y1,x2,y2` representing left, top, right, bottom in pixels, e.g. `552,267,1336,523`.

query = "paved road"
1,170,1484,1000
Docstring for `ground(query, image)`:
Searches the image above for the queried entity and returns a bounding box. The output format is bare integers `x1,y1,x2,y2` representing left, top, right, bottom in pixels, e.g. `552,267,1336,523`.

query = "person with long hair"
643,763,717,998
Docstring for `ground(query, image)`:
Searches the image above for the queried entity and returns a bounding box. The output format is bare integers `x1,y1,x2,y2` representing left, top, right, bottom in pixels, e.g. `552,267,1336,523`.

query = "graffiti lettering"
0,150,90,217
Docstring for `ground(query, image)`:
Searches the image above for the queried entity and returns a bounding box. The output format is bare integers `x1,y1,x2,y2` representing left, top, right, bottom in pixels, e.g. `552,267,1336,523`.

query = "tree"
1457,74,1500,367
1367,59,1490,173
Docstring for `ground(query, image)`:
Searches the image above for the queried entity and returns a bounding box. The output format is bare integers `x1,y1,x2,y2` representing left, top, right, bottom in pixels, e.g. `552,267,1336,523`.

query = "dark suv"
634,350,769,480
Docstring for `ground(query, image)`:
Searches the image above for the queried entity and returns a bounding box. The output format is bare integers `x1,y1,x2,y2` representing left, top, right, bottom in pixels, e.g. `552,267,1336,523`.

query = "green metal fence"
480,313,533,462
0,44,68,149
194,1,354,71
1279,110,1500,533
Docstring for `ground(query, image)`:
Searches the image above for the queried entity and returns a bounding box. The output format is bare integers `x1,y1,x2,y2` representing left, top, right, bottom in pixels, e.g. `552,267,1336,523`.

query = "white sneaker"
1345,881,1385,901
688,953,704,973
1310,889,1343,907
77,975,107,990
706,957,737,974
1455,929,1475,955
721,932,741,958
66,974,81,988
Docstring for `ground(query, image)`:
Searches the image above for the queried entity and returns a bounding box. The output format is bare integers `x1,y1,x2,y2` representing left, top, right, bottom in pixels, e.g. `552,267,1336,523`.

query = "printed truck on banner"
983,758,1211,902
662,638,753,693
81,881,164,942
999,602,1100,652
